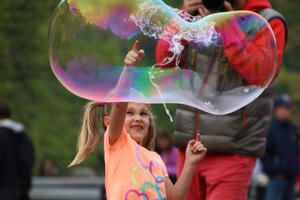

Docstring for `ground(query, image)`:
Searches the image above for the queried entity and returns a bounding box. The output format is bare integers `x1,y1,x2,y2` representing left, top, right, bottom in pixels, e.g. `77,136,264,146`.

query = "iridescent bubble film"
49,0,277,115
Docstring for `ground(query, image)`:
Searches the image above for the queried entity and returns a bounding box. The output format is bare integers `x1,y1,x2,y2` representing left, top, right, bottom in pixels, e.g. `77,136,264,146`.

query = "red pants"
177,148,256,200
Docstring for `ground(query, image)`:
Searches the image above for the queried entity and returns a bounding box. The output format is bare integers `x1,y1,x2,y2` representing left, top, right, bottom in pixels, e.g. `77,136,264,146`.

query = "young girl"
70,41,207,200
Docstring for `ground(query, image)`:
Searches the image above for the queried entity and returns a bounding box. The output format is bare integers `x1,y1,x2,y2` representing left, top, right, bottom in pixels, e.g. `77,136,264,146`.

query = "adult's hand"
223,1,233,11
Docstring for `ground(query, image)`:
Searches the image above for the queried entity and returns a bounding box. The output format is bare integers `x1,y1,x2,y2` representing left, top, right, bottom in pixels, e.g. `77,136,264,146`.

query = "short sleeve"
104,127,128,151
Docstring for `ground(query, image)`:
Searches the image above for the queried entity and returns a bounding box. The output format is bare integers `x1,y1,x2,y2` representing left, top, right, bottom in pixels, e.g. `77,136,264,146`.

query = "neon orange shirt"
104,127,169,200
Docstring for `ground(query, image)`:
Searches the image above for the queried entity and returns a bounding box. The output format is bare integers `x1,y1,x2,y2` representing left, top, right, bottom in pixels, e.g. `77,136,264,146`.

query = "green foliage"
270,0,300,72
0,0,88,175
276,68,300,127
0,0,300,175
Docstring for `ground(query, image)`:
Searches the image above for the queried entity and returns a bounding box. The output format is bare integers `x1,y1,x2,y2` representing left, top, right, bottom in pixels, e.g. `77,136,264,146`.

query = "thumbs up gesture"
124,40,145,66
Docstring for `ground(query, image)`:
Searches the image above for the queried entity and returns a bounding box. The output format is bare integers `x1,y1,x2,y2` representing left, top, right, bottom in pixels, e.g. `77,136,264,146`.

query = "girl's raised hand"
185,133,207,165
124,40,145,66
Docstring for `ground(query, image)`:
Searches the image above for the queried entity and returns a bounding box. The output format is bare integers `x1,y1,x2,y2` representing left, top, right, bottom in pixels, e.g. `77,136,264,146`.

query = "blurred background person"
0,102,35,200
39,157,58,177
262,94,300,200
155,129,178,184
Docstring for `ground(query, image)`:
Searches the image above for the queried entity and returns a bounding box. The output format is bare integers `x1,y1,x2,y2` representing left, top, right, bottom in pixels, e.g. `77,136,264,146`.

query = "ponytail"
69,102,155,166
69,101,100,167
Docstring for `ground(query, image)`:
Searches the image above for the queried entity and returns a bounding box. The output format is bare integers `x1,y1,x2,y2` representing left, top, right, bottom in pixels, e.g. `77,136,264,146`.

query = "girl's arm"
108,41,144,145
108,102,128,145
165,133,206,200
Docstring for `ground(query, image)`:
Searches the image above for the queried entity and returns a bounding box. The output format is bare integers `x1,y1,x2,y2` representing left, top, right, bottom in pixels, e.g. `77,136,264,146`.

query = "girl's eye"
126,111,133,115
141,112,149,117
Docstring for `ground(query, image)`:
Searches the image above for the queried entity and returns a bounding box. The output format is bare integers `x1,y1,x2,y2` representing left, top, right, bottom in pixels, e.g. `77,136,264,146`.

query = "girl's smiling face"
124,103,150,143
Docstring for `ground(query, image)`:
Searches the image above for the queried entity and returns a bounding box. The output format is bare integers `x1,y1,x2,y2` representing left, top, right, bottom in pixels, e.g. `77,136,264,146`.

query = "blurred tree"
271,0,300,72
0,0,91,175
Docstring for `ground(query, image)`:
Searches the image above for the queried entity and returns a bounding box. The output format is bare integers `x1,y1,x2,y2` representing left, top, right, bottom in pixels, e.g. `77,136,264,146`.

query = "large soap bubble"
49,0,277,115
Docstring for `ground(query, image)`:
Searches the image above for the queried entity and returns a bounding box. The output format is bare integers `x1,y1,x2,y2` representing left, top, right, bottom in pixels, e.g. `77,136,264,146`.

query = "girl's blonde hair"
69,101,156,166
